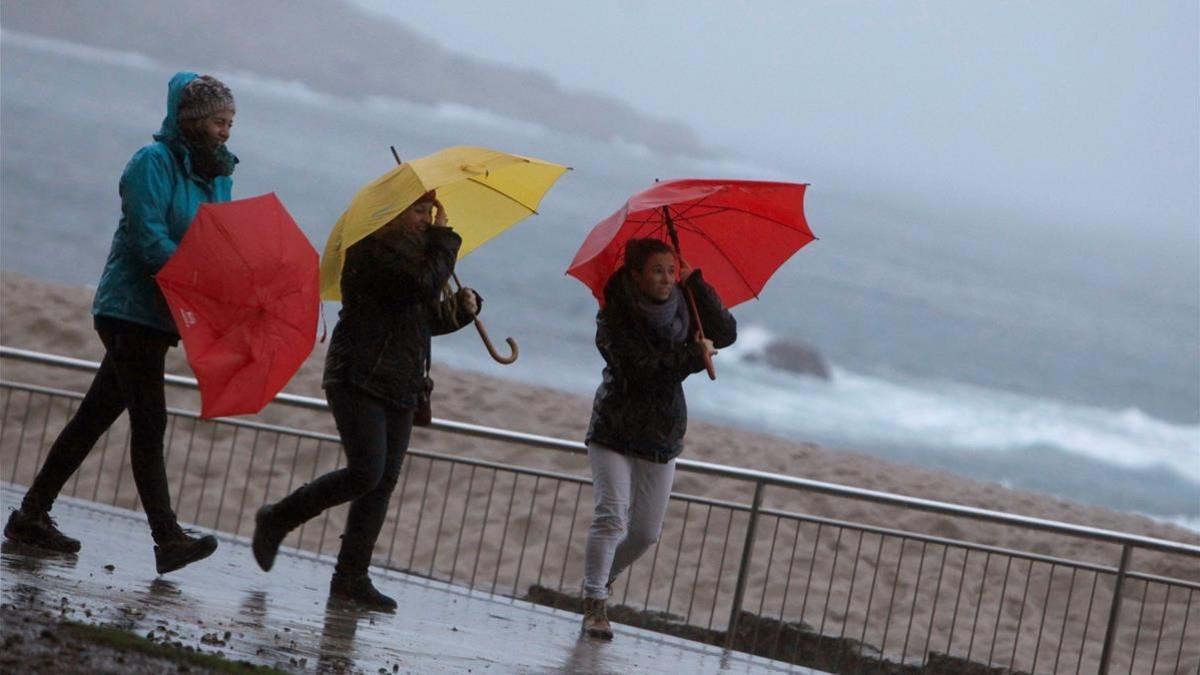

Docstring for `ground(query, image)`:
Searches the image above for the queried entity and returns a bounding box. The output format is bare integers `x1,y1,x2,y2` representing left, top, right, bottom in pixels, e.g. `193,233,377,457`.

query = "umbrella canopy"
157,193,319,418
320,145,569,300
566,179,814,308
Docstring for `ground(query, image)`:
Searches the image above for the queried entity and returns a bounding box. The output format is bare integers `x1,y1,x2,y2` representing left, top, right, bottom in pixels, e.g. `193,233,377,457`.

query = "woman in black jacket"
580,238,736,639
251,190,478,611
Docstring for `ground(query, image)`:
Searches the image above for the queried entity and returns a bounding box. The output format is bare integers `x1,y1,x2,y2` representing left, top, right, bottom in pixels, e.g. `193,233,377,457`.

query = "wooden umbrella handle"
452,272,519,365
683,285,716,380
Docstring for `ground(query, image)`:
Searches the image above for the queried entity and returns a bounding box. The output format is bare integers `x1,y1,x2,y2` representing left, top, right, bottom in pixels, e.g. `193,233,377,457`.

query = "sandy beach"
2,270,1197,672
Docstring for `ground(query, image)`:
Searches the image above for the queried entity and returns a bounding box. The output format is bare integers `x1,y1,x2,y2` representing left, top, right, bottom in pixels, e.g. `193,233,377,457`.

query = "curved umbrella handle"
452,272,519,365
701,350,716,380
472,317,520,365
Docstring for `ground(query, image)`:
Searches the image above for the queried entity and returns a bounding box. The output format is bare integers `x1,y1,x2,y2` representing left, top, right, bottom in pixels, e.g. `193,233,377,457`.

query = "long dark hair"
623,237,673,272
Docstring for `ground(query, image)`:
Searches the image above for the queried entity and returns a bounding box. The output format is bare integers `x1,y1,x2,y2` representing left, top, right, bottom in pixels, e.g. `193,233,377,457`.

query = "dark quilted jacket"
323,225,474,408
585,269,736,462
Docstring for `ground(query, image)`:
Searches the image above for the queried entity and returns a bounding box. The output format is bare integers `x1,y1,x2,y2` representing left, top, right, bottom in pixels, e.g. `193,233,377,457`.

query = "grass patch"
61,622,285,674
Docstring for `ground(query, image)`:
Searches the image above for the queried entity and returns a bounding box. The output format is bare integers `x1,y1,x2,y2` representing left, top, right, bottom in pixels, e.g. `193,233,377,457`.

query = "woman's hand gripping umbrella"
319,145,569,364
566,178,815,378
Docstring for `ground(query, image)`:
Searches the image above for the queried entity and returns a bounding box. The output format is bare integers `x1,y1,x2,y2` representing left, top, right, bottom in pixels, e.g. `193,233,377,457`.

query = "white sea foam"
702,324,1200,485
1,29,550,143
722,323,775,357
429,102,549,137
1141,512,1200,534
1,30,159,71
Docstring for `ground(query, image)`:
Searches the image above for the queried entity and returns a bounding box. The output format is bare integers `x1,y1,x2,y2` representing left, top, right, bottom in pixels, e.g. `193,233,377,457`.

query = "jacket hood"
153,71,199,143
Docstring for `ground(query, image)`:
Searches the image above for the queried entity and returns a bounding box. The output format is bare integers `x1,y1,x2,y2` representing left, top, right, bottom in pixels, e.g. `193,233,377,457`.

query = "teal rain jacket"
91,71,236,334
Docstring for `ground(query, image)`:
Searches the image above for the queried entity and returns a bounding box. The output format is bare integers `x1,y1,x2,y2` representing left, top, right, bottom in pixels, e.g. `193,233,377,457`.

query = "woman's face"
190,110,235,148
392,201,435,234
633,251,677,302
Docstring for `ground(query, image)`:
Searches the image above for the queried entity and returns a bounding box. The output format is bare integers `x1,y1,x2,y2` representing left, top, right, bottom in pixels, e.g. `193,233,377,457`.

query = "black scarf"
186,140,237,182
179,125,236,182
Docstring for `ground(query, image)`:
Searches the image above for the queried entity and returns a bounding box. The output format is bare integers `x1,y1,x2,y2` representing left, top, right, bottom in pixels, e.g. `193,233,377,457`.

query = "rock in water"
745,339,831,379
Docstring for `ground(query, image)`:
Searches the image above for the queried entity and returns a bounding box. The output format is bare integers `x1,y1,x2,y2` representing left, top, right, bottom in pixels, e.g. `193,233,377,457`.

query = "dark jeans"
270,385,413,575
23,317,182,543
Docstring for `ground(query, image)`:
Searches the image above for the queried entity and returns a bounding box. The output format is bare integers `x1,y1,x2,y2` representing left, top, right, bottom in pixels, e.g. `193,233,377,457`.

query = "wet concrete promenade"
1,484,815,673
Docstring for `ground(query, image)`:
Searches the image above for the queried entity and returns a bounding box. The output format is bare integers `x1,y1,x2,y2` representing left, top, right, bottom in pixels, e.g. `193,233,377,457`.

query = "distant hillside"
2,0,707,156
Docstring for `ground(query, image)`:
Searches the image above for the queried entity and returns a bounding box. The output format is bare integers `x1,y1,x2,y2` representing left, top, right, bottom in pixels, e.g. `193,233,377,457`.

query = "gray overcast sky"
352,0,1198,243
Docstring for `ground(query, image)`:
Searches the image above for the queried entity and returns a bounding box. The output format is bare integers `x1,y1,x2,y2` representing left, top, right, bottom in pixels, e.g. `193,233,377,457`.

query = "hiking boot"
582,597,613,640
251,504,286,572
4,506,81,554
329,573,397,612
154,530,218,574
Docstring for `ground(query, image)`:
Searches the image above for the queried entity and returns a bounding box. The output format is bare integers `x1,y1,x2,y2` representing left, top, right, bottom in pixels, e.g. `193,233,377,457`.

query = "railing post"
1098,544,1132,675
725,479,765,650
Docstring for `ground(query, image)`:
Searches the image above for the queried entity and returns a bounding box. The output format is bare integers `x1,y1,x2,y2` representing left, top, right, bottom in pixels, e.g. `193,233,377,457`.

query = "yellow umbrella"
319,145,569,363
320,145,569,300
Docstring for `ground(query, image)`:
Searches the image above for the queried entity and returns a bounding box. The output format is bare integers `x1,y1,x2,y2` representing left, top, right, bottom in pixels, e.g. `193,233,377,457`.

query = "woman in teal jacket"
4,71,237,575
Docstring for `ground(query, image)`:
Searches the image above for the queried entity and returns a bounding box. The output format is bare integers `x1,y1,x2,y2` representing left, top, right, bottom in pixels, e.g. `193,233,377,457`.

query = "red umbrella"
157,193,319,418
566,179,814,378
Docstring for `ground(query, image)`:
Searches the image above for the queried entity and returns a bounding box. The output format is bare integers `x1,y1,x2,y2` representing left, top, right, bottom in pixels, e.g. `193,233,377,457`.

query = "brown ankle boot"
581,597,613,640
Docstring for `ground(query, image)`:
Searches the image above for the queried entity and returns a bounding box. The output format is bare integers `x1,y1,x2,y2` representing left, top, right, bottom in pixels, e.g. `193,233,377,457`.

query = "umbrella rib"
258,286,319,335
667,186,809,233
210,218,260,277
165,276,317,334
627,193,723,227
622,216,660,228
466,176,539,214
688,204,810,233
684,227,761,301
657,202,757,298
666,192,789,302
667,194,722,222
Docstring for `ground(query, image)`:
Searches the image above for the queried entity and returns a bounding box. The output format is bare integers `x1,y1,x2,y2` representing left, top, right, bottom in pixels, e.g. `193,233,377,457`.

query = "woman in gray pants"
581,238,736,639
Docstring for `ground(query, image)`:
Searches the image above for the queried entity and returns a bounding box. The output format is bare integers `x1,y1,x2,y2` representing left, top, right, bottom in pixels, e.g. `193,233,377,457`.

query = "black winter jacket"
585,269,736,462
323,225,475,408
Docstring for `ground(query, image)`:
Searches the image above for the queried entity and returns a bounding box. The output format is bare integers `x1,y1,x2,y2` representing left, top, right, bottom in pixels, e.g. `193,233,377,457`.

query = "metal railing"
1,345,1198,674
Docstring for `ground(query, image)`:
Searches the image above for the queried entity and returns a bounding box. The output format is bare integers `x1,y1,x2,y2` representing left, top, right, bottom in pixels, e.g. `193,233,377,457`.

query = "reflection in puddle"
2,539,79,575
239,590,268,629
317,598,373,673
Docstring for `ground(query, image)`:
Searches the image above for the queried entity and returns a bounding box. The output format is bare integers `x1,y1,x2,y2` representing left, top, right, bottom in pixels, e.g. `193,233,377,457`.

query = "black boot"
251,504,287,572
4,505,81,553
154,529,218,574
329,572,397,612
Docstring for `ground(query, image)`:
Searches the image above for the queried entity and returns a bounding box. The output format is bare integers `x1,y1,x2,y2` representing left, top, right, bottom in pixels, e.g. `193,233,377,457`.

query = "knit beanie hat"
177,75,236,122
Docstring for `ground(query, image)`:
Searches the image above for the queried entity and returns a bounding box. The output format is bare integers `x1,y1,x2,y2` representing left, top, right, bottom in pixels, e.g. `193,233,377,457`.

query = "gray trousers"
582,442,676,600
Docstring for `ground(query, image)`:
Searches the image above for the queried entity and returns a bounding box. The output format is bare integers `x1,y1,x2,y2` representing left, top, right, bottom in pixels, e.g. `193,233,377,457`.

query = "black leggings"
269,385,414,575
24,317,181,543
